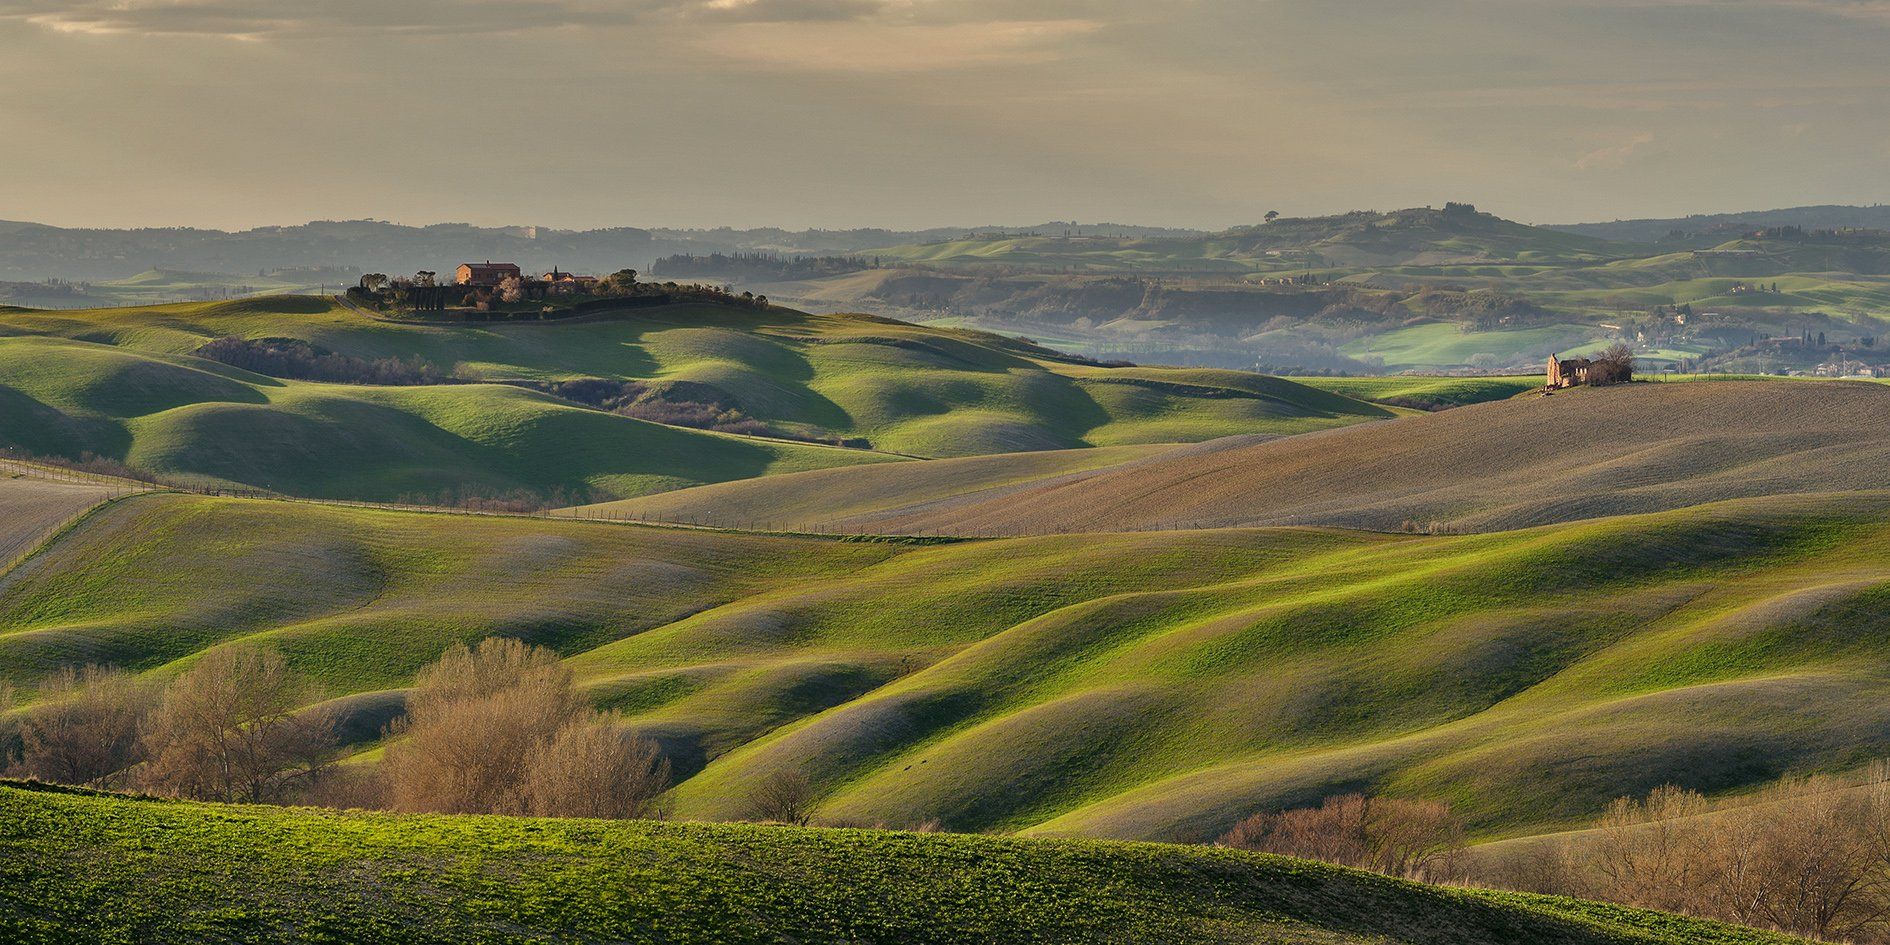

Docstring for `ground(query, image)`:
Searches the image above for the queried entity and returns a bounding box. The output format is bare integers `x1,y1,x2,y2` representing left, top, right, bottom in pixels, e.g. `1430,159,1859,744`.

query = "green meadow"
8,486,1890,846
0,782,1801,945
0,297,1391,499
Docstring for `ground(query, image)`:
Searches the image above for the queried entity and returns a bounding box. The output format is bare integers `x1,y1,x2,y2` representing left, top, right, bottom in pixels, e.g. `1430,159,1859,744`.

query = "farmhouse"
1546,353,1630,389
542,267,599,294
454,261,522,286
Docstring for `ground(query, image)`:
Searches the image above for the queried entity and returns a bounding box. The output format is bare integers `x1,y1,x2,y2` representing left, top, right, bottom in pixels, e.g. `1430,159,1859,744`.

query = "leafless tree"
525,717,671,819
497,275,525,304
1590,784,1709,913
384,637,581,815
746,769,817,826
17,665,152,788
1220,793,1465,880
384,638,672,819
140,646,334,803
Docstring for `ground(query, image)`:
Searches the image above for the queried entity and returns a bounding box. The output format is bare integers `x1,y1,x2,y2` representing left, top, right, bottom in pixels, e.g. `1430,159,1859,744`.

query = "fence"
0,460,161,576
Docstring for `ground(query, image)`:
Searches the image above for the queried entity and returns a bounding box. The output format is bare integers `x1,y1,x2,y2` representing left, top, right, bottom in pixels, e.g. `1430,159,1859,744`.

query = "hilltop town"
346,261,771,319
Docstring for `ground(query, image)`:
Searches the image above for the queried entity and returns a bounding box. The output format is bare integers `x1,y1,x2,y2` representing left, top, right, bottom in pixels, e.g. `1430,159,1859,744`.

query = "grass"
1284,375,1541,409
1337,322,1602,371
842,379,1890,537
569,442,1178,531
0,334,893,502
0,782,1803,945
0,296,1392,499
11,477,1890,845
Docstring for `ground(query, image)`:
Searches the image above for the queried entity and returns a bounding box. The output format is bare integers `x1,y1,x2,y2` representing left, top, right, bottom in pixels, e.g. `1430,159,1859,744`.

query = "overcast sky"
4,0,1889,230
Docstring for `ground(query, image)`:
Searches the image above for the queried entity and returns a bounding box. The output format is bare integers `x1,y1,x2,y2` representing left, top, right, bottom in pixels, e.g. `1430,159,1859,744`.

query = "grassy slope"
0,783,1801,945
854,380,1890,536
0,296,1392,470
11,485,1890,845
567,441,1183,530
1285,374,1541,409
0,333,890,502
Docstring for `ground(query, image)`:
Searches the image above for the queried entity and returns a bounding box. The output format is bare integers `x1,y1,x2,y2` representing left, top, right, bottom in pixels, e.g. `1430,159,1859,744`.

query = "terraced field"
10,486,1890,846
0,783,1797,945
0,297,1392,501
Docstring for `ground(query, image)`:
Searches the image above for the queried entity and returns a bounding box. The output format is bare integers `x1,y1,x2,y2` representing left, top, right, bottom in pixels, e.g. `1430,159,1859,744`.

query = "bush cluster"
196,336,446,385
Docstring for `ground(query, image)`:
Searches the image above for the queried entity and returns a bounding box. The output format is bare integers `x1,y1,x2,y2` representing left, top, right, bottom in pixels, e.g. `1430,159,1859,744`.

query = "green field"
1338,322,1599,371
0,297,1392,499
0,782,1801,945
1284,374,1541,409
10,481,1890,844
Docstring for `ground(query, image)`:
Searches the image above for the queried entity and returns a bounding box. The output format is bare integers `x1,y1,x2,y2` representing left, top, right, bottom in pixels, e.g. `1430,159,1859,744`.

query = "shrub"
1220,793,1463,880
384,637,670,820
195,336,446,385
745,769,816,826
525,718,671,820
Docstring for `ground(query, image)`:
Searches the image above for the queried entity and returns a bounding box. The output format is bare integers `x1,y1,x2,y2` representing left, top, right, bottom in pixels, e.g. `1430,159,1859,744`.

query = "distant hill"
0,295,1389,501
863,204,1638,272
0,218,1208,283
0,782,1797,945
1551,204,1890,244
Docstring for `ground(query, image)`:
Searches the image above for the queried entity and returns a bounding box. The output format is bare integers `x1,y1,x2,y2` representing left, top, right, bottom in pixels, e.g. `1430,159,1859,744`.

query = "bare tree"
746,769,816,826
1511,774,1890,942
525,717,671,819
384,637,582,815
18,665,151,788
140,646,334,803
1220,794,1464,880
497,275,525,304
1590,784,1709,913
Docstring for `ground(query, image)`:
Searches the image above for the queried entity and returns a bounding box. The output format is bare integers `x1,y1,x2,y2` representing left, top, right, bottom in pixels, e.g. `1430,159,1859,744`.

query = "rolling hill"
810,380,1890,537
12,476,1890,845
0,782,1797,945
0,296,1393,500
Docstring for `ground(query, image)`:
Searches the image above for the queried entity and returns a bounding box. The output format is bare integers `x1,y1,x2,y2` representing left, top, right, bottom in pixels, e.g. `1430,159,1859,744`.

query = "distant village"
347,260,769,317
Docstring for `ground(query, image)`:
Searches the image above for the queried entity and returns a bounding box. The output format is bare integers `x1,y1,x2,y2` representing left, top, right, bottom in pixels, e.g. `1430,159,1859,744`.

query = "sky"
3,0,1890,231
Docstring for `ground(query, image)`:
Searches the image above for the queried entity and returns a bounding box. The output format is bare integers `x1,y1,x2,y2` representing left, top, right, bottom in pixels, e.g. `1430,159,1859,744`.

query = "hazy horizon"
8,199,1890,236
7,0,1890,231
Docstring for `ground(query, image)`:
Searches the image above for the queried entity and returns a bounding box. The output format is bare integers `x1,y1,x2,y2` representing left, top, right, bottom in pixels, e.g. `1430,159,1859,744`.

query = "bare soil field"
839,380,1890,535
0,469,126,573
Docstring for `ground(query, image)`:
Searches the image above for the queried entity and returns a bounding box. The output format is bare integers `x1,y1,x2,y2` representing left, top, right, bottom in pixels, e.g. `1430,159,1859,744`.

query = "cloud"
0,0,904,38
1574,132,1656,170
694,16,1101,72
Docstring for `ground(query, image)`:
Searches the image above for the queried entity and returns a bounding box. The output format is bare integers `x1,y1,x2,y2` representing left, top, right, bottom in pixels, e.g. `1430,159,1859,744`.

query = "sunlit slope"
11,490,1890,843
0,296,1393,461
1286,374,1541,409
855,380,1890,536
0,334,895,500
0,785,1798,945
565,441,1201,530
